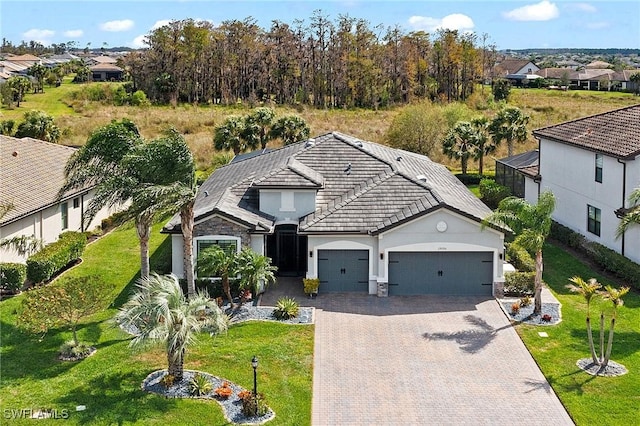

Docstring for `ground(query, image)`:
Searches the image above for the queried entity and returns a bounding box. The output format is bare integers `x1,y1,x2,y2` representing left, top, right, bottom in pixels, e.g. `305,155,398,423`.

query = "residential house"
494,59,540,77
90,63,123,81
494,150,539,205
519,105,640,264
163,132,506,297
87,55,118,66
0,136,117,263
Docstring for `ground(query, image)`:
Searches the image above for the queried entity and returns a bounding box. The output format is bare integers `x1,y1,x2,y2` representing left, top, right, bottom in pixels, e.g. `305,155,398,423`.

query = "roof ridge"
533,103,640,134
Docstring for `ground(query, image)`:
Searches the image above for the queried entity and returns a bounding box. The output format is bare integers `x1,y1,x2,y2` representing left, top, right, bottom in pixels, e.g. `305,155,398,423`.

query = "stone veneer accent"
194,216,251,247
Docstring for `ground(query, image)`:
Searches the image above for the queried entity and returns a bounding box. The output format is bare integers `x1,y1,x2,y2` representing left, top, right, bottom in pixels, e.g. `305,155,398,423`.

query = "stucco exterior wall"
258,190,316,221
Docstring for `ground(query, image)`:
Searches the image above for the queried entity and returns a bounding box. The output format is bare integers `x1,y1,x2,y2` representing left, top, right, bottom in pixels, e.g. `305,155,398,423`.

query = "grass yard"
516,242,640,425
0,223,314,425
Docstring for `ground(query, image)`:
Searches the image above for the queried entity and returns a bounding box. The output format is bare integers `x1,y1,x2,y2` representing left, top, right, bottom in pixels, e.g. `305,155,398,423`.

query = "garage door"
318,250,369,293
388,252,493,296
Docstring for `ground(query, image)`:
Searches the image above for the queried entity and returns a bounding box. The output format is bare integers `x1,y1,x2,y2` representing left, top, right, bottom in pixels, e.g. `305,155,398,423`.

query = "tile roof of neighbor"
163,132,494,235
89,63,123,72
0,136,85,226
495,59,535,75
533,104,640,159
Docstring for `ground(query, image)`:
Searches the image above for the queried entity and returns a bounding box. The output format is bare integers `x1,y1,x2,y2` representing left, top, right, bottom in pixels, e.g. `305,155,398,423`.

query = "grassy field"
2,80,639,171
0,223,313,425
517,243,640,425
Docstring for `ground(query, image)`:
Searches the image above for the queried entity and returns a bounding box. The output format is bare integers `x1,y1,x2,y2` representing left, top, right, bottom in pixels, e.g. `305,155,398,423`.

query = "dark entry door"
318,249,369,293
266,225,307,276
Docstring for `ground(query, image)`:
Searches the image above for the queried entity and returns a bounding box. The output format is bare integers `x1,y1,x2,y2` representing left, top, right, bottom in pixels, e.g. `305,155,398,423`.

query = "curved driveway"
311,294,573,425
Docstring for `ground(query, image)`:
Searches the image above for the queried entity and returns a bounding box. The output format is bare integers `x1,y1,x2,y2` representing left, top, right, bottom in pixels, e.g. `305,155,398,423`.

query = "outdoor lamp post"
252,355,258,396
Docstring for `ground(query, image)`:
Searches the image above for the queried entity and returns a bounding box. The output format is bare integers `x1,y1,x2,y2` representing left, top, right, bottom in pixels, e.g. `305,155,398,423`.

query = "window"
587,205,601,236
197,238,238,257
595,153,603,183
61,203,68,230
73,197,80,209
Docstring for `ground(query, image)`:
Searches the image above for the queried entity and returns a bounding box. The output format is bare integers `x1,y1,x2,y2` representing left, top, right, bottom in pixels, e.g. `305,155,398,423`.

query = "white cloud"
100,19,135,32
569,3,597,13
130,34,148,49
586,21,610,30
64,29,83,38
503,1,559,21
408,13,474,32
22,28,55,43
151,20,172,30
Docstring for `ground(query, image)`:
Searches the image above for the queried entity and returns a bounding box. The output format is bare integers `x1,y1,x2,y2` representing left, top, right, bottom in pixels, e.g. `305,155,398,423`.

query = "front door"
266,225,307,276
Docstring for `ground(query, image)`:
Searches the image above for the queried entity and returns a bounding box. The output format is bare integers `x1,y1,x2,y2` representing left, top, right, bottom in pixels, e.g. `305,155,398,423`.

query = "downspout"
617,159,627,256
80,194,85,232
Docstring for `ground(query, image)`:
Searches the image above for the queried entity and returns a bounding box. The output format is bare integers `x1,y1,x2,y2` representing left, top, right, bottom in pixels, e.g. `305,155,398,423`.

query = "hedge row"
0,263,27,293
479,179,511,210
26,231,87,284
550,222,640,290
506,242,535,273
504,272,535,296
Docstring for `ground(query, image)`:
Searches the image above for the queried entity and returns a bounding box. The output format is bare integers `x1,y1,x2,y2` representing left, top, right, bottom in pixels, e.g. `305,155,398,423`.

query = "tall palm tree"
488,106,530,157
566,276,602,364
270,115,311,146
484,190,556,315
115,273,227,382
469,116,494,175
214,116,255,155
196,245,239,309
243,107,276,149
616,187,640,239
601,285,629,367
442,121,476,175
237,248,277,297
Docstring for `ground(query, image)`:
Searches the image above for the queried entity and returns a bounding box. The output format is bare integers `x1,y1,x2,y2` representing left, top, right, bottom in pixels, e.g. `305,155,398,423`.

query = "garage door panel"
388,252,493,296
318,249,369,293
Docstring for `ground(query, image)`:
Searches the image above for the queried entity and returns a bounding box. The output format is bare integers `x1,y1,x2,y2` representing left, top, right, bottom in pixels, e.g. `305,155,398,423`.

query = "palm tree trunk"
72,324,79,346
180,201,195,299
586,317,599,365
461,157,468,175
507,139,514,157
599,313,605,363
603,318,616,367
136,218,151,279
223,275,235,309
533,249,543,315
168,348,185,382
478,154,484,176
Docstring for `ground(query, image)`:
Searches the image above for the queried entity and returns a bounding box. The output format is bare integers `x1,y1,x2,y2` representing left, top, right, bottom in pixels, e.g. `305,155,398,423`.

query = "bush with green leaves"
14,110,61,143
188,373,213,396
239,391,269,417
479,179,511,209
506,242,535,272
273,296,299,320
26,231,87,283
0,263,26,293
59,340,94,360
492,78,511,102
504,272,535,296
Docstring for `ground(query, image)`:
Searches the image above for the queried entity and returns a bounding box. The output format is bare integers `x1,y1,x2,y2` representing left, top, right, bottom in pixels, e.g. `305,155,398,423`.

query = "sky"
1,0,639,51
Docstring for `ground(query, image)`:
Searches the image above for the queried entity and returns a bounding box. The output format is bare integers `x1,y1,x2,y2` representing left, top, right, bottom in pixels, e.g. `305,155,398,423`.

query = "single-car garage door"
388,252,493,296
318,249,369,293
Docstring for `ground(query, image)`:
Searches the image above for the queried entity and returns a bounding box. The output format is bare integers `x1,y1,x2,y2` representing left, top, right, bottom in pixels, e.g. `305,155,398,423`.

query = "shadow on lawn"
568,329,640,359
56,370,177,424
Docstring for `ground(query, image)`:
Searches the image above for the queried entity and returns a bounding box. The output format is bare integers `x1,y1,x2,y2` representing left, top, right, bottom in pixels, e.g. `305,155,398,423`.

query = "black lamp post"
251,355,258,397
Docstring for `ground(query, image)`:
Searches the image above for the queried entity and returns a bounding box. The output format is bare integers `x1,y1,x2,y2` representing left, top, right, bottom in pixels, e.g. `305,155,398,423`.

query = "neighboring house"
0,136,116,263
527,105,640,264
90,63,124,81
494,59,540,78
494,150,539,205
163,132,506,297
87,55,118,66
585,60,613,69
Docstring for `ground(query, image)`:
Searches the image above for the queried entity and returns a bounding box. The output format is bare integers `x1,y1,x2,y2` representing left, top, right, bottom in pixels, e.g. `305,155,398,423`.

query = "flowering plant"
214,381,233,398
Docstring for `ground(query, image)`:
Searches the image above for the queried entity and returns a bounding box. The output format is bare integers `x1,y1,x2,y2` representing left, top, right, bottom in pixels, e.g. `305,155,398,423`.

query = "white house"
0,136,116,263
164,132,506,297
529,105,640,264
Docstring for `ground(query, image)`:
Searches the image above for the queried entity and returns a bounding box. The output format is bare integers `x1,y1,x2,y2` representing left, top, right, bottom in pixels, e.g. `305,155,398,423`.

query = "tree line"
121,13,497,108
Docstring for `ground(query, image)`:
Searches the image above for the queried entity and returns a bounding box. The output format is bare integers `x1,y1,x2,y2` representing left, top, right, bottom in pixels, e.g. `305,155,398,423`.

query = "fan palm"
115,273,227,382
214,115,255,155
237,248,277,297
488,106,530,157
616,187,640,239
483,190,555,315
442,121,476,175
566,276,602,364
197,245,240,309
243,107,276,149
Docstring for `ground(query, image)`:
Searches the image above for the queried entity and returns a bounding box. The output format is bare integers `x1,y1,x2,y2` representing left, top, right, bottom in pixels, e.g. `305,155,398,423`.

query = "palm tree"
243,107,276,149
616,187,640,239
214,115,254,155
270,115,311,146
484,190,556,315
566,276,602,364
488,106,530,157
442,121,476,175
469,116,494,175
237,248,277,298
15,110,61,143
601,285,629,367
115,273,227,382
196,245,239,309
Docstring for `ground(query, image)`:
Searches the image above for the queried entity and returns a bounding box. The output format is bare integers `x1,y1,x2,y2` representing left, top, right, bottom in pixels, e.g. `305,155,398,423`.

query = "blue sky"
1,1,639,50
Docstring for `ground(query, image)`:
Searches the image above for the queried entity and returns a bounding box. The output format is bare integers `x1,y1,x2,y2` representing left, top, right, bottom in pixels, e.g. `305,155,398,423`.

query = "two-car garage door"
388,251,493,296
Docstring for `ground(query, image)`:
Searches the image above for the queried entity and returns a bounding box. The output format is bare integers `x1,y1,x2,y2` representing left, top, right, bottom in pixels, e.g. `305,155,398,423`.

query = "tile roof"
0,136,85,226
89,63,123,72
533,104,640,159
163,132,494,235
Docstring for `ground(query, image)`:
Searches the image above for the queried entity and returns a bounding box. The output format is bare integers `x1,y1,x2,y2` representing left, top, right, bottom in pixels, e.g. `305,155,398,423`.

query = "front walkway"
260,279,574,425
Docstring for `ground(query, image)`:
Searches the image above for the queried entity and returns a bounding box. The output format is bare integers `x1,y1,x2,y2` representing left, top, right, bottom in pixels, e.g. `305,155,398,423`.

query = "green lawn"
517,242,640,425
0,223,313,425
0,76,82,119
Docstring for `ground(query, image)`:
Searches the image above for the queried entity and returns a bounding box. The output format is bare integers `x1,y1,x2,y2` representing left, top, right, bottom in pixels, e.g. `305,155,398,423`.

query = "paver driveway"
311,294,573,425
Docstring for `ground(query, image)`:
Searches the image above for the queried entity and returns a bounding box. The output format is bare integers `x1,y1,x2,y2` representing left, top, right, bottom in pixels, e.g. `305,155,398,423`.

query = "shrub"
273,296,299,320
303,278,320,294
214,381,233,399
160,374,175,388
479,179,511,209
26,232,87,283
0,263,27,293
59,340,94,359
506,242,535,272
455,173,484,185
520,295,532,307
189,374,213,396
550,221,585,249
511,300,521,315
504,272,535,296
239,391,269,417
